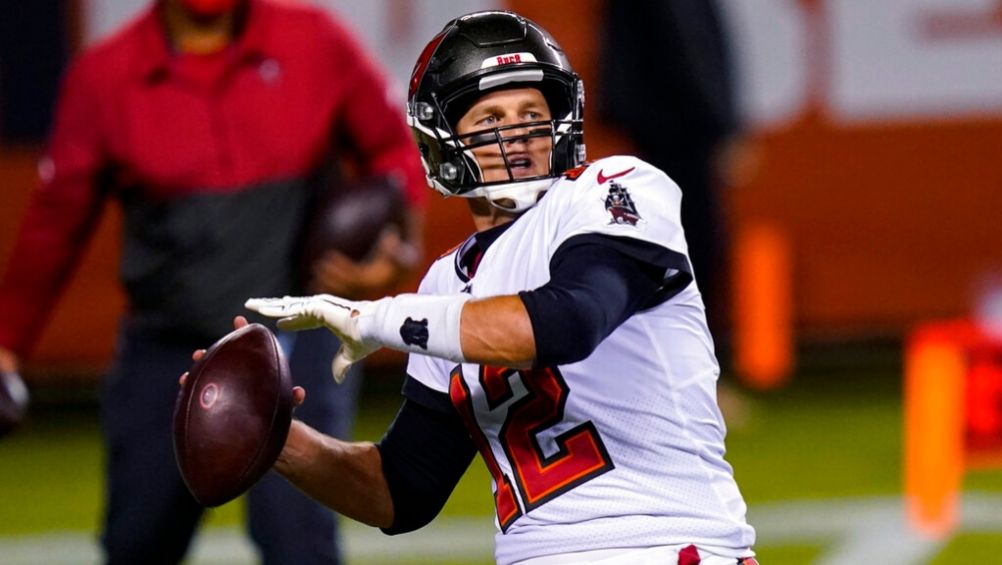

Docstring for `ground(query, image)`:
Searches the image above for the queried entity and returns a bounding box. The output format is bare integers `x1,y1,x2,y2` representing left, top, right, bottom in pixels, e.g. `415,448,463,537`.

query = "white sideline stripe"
0,519,496,565
3,494,1002,564
750,496,946,565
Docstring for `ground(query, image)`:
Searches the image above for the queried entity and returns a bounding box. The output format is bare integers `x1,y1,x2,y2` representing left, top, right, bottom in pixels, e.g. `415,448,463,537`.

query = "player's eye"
476,114,498,127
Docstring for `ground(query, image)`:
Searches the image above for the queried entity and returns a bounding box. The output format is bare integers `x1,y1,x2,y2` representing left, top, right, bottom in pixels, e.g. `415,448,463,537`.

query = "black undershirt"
520,233,692,367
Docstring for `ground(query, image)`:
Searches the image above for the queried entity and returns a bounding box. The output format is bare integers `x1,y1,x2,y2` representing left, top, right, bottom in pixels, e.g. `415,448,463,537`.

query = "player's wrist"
275,420,309,478
356,293,470,361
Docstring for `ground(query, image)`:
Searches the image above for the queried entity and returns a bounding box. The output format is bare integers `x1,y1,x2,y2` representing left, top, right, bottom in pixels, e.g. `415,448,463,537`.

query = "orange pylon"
733,223,793,389
903,325,965,538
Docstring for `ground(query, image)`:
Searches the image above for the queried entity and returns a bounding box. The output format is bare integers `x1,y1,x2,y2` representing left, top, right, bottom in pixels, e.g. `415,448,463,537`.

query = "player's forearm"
247,292,538,373
276,420,394,528
357,293,536,367
460,295,536,368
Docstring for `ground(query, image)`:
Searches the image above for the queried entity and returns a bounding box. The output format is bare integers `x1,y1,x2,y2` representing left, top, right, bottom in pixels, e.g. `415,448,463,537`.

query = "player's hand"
244,295,378,383
180,316,305,406
309,228,417,299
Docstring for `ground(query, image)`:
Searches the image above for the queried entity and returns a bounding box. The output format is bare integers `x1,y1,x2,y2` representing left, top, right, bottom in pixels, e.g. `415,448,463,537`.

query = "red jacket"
0,0,426,351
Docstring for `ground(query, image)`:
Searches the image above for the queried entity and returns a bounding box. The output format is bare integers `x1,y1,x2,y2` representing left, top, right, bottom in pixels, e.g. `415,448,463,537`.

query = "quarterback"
245,10,757,565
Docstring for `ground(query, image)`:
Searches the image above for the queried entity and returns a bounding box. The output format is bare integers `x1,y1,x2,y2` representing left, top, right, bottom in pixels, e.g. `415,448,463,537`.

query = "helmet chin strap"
474,178,556,213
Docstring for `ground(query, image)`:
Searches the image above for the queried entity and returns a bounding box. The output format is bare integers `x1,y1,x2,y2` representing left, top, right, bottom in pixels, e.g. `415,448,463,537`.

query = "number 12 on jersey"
449,365,615,532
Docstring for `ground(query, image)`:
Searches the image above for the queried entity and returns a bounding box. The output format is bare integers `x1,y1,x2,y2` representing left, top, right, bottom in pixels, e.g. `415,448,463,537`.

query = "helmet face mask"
457,118,558,211
408,11,586,212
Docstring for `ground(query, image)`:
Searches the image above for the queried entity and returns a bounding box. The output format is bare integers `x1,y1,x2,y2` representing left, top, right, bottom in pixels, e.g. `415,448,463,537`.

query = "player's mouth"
506,152,539,178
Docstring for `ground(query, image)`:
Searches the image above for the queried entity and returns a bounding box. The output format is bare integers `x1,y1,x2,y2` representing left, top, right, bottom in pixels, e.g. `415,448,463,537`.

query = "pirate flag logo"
605,181,642,226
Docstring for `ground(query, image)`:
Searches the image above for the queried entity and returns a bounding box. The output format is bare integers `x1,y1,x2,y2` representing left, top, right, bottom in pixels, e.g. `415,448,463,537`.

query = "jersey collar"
454,221,516,283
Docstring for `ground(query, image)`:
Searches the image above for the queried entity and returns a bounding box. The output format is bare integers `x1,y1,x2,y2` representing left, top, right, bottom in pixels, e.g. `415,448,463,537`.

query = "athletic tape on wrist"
355,293,471,361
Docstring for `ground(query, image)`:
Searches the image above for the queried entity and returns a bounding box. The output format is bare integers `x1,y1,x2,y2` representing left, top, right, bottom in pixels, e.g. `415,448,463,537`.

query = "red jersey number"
449,365,614,530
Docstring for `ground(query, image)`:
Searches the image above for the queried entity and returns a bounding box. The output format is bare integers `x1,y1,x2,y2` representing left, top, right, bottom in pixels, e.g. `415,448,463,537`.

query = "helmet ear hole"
407,10,586,210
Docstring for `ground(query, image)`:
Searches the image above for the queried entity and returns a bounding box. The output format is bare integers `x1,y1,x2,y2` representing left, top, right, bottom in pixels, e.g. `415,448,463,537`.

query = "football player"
244,10,757,565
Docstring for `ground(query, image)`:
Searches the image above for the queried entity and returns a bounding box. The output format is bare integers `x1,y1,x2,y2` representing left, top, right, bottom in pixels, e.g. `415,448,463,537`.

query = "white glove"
245,295,378,383
247,292,470,384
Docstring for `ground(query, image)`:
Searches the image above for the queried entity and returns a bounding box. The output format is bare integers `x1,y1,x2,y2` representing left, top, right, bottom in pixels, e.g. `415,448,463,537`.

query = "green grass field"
3,345,1002,564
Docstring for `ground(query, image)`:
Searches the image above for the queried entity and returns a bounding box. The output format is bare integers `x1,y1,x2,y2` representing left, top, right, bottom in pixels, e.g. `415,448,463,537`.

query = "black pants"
99,321,361,565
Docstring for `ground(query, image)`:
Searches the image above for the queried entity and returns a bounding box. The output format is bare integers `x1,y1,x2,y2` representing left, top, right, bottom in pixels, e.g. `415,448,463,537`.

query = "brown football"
300,173,407,268
173,323,293,507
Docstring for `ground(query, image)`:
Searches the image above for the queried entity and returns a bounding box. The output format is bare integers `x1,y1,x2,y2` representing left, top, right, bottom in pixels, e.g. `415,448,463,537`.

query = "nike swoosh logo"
597,166,635,184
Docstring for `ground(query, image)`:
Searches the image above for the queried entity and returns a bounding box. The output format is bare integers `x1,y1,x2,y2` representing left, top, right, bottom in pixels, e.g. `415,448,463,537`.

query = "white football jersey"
407,155,755,564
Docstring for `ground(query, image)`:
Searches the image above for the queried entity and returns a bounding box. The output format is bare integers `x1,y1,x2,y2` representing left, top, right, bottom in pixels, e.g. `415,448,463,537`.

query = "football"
173,323,293,507
300,173,407,267
0,371,29,438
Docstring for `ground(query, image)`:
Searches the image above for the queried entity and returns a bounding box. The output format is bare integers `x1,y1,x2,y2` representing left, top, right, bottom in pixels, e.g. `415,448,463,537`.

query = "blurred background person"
0,0,426,563
597,0,740,355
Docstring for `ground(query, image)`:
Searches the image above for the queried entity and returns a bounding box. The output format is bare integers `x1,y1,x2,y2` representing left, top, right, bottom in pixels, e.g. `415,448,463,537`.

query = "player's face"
455,88,553,183
178,0,241,18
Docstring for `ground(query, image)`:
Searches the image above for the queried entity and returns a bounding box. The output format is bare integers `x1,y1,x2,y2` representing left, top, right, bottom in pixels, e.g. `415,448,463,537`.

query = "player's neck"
468,199,518,232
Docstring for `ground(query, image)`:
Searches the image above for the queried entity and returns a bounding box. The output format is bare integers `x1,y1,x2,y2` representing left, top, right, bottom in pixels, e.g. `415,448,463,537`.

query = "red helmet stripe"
409,30,448,98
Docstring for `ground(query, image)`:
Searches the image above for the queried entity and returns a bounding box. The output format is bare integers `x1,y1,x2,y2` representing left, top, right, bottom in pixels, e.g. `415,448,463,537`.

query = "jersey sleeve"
546,155,693,281
0,54,111,354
